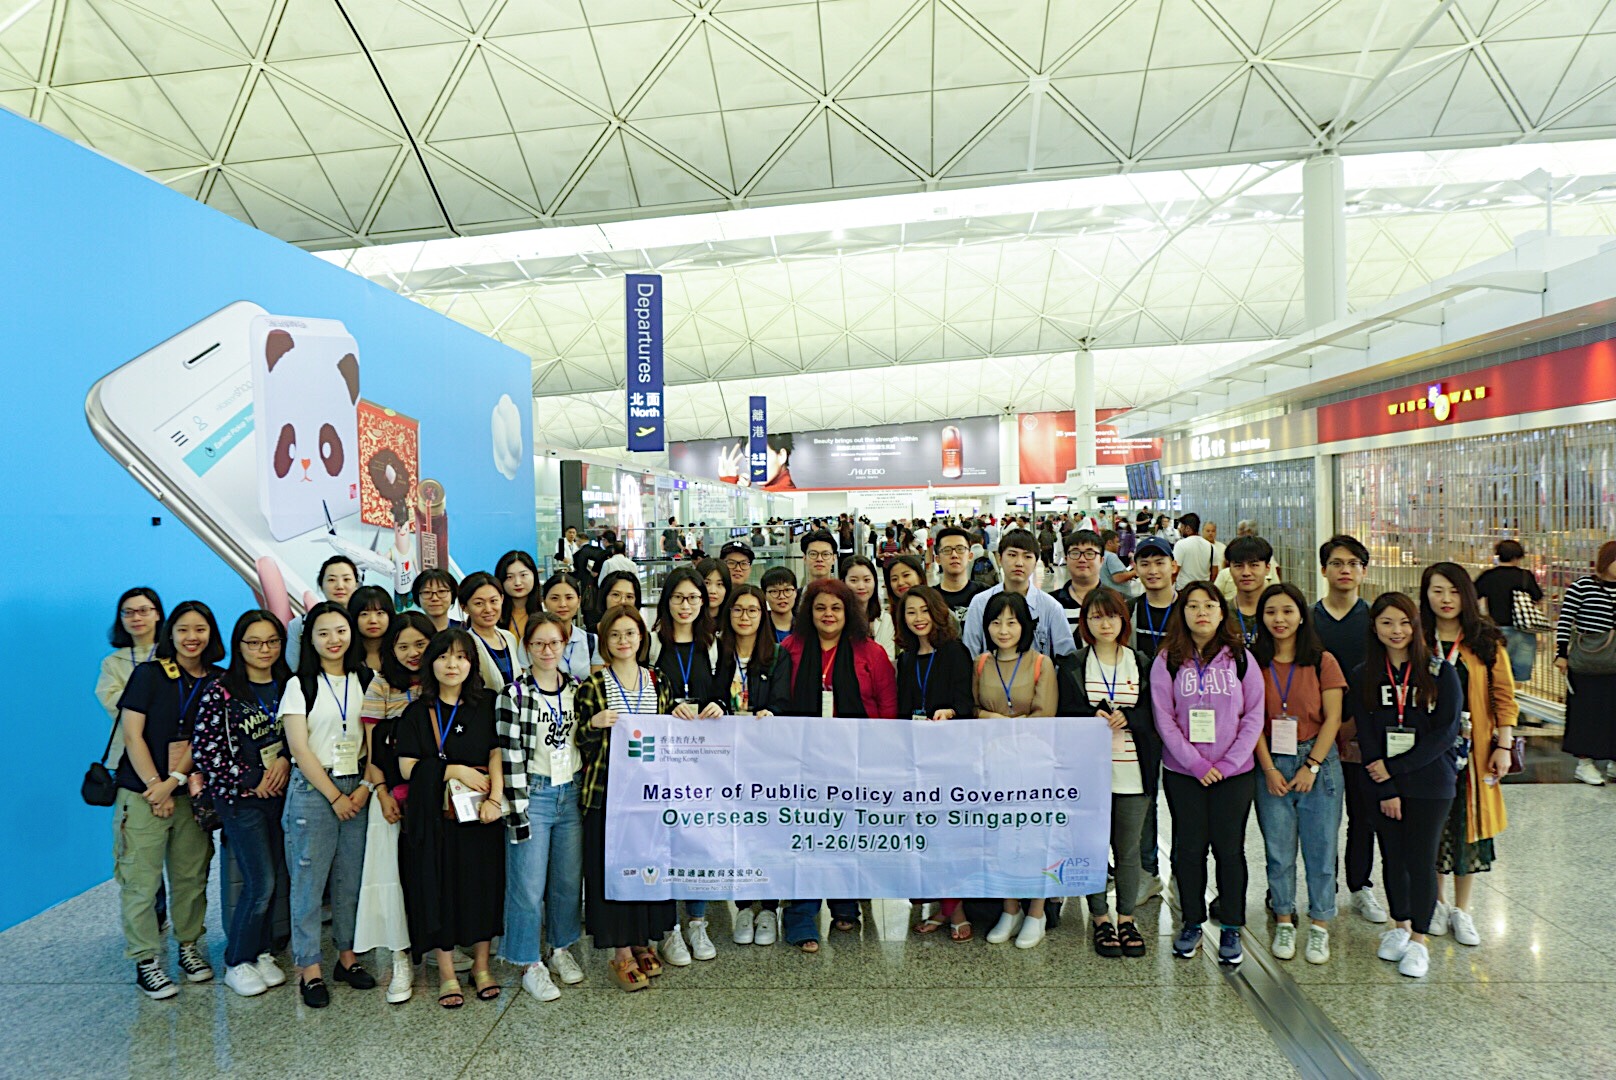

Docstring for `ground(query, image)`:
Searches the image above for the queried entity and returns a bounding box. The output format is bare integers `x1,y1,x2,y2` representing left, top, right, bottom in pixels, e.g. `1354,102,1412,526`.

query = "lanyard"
674,641,694,696
535,683,565,729
994,652,1025,714
177,671,210,720
917,652,937,706
1268,661,1296,714
1143,601,1172,640
1235,609,1256,644
321,672,351,736
820,644,838,690
1190,653,1213,699
1385,658,1413,726
609,666,648,713
249,683,282,721
433,700,460,759
1436,638,1462,666
131,645,155,667
1094,651,1120,702
563,634,577,675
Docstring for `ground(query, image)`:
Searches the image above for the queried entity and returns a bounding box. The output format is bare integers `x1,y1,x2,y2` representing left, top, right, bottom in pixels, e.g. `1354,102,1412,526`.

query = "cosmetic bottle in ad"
940,424,963,479
417,478,449,569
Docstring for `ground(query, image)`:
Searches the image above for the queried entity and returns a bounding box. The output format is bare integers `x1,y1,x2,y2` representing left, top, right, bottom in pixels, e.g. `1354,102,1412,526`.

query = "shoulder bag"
1510,570,1552,633
80,719,121,806
1567,581,1616,675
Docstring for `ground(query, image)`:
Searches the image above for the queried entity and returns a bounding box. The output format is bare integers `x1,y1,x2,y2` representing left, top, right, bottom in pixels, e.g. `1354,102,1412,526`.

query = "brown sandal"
634,947,663,977
610,956,648,992
437,978,464,1009
949,921,973,942
913,917,947,934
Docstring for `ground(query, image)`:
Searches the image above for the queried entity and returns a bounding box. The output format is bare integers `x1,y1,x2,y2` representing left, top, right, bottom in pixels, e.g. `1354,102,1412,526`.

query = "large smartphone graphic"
86,302,445,614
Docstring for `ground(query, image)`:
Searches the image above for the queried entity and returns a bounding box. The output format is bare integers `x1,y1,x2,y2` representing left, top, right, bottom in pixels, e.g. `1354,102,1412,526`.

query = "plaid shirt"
575,666,675,811
496,670,581,842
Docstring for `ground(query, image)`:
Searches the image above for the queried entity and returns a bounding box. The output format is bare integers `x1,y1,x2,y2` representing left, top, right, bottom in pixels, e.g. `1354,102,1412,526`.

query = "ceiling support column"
1303,152,1348,329
1072,347,1096,493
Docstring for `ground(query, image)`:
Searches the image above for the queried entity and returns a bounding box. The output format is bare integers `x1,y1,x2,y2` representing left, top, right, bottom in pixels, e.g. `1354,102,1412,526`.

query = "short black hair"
999,528,1038,556
768,432,794,452
1225,535,1273,565
380,610,436,690
220,608,291,699
1066,529,1103,553
348,584,394,616
109,586,164,648
981,590,1037,654
761,565,798,591
417,628,486,704
317,554,359,592
1495,539,1525,562
411,568,458,605
458,570,503,610
934,526,971,549
598,570,643,611
155,600,227,665
1318,534,1370,569
1178,513,1201,533
801,529,837,555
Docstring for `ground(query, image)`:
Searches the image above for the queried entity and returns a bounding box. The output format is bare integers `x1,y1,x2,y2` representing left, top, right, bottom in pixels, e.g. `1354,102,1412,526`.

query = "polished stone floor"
8,782,1610,1079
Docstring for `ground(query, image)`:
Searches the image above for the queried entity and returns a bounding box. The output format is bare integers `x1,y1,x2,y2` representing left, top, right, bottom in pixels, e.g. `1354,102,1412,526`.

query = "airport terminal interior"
6,0,1616,1076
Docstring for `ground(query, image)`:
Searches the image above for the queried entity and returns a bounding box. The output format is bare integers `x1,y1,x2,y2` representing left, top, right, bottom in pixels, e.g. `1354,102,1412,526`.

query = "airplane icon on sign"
635,426,657,437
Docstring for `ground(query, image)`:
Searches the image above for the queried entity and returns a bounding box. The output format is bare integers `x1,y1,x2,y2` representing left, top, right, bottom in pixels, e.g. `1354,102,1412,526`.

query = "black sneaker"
177,942,214,983
333,959,377,990
1092,921,1122,958
136,959,180,1000
1118,921,1146,957
300,977,330,1008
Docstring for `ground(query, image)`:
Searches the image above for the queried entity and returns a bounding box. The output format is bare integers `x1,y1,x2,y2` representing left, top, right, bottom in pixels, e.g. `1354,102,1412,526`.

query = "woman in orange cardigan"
1420,564,1516,949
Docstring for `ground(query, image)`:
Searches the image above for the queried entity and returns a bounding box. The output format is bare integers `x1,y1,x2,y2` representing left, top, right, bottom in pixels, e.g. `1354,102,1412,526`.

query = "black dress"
396,692,505,958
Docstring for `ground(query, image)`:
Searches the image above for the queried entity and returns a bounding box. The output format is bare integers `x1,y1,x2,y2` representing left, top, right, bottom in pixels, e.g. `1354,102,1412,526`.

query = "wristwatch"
1305,759,1322,774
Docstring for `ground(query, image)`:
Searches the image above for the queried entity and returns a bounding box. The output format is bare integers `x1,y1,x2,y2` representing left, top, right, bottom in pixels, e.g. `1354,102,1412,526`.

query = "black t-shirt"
395,692,497,770
1474,566,1542,628
1129,595,1175,660
115,661,221,793
938,582,986,630
653,639,723,708
1314,598,1370,688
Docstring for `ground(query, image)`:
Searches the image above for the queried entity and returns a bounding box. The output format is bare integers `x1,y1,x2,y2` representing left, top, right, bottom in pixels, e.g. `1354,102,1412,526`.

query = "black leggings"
1374,796,1451,935
1162,768,1255,928
1341,761,1380,892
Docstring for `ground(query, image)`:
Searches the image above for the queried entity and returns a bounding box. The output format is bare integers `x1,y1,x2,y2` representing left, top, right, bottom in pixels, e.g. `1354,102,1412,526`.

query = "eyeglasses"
1068,550,1103,561
121,606,157,618
731,605,763,617
531,639,565,652
766,587,797,598
1326,560,1364,571
419,587,452,598
937,545,970,556
670,593,704,607
723,558,751,569
240,638,281,650
807,550,835,560
606,630,639,642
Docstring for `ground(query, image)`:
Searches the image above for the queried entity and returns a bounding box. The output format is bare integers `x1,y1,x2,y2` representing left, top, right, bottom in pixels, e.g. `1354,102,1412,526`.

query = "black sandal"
1092,921,1122,958
1117,921,1146,957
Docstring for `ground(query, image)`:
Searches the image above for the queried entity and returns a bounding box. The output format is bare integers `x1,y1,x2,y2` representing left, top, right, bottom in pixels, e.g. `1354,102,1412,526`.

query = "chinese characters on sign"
626,273,664,451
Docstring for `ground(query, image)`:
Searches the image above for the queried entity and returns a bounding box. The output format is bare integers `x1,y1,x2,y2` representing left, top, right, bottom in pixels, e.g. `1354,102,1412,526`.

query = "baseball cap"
720,541,755,562
1135,537,1175,560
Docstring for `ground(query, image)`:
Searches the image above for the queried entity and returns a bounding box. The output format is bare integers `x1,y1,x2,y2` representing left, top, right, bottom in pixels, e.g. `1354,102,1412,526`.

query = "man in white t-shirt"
1204,520,1226,580
1171,512,1215,590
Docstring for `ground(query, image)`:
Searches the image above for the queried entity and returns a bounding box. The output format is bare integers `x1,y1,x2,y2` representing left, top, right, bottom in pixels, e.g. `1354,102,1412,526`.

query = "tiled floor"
8,781,1611,1078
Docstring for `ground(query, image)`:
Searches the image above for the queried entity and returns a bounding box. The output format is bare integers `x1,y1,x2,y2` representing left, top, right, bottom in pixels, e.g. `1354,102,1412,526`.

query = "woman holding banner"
777,579,897,950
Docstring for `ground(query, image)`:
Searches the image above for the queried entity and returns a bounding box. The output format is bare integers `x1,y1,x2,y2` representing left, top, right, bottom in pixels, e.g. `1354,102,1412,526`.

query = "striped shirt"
1083,649,1144,794
1557,576,1616,658
574,668,677,811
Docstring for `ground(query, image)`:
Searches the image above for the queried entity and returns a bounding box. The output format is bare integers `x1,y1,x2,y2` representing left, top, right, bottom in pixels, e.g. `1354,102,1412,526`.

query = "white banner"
604,714,1112,900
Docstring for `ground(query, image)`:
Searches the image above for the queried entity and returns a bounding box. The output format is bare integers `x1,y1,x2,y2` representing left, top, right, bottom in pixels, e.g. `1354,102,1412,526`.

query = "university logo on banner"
626,273,664,451
748,395,767,485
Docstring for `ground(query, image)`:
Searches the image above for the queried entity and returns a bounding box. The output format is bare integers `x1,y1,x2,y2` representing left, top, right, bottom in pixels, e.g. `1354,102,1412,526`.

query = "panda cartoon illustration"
250,314,361,540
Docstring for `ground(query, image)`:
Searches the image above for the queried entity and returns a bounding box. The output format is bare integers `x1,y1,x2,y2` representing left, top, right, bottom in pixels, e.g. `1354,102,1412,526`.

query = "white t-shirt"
1083,650,1143,794
280,671,367,773
1173,535,1215,588
1210,541,1227,575
599,553,638,583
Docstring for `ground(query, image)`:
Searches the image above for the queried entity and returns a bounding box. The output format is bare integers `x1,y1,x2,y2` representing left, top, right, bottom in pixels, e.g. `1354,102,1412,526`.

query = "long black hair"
108,586,164,648
220,609,291,699
655,566,715,653
348,585,394,642
495,550,540,631
155,600,226,666
1361,592,1438,713
296,600,364,707
980,591,1036,655
598,570,643,613
1419,561,1503,669
1251,583,1325,668
380,610,436,692
719,584,776,672
418,628,486,704
839,554,883,623
1162,581,1243,671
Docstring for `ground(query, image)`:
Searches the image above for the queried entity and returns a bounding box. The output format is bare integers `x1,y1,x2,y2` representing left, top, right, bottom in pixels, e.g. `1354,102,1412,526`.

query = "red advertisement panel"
1018,410,1161,484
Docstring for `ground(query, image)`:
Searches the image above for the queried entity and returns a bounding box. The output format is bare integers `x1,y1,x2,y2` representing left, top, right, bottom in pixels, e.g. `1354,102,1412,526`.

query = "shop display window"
1174,458,1318,603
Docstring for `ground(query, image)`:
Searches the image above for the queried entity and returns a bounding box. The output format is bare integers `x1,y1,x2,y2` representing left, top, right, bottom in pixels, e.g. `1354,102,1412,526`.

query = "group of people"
96,511,1611,1007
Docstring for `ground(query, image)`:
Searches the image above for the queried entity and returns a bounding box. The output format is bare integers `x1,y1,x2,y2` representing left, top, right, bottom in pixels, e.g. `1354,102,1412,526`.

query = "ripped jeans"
284,772,367,969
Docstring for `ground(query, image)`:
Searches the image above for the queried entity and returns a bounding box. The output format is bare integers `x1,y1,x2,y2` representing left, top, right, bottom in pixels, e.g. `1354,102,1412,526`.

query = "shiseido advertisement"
671,416,1001,490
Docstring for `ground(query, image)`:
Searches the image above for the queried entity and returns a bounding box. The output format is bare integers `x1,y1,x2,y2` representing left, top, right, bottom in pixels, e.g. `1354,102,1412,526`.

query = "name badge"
821,690,835,718
1189,707,1217,743
448,777,485,822
549,746,573,786
1386,729,1415,758
1270,716,1299,757
331,738,361,777
911,710,929,722
258,741,284,770
675,696,698,712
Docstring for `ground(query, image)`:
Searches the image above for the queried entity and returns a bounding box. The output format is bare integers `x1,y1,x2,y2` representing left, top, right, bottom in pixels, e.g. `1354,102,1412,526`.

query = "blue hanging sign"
626,273,664,451
748,395,767,485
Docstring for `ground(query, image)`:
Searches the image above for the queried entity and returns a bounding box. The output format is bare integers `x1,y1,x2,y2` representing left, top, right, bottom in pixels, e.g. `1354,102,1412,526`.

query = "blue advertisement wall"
0,110,534,930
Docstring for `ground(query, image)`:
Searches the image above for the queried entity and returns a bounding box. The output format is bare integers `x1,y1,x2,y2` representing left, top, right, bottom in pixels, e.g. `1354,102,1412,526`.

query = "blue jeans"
500,776,583,965
215,796,285,967
782,900,858,944
283,772,367,969
1255,740,1342,921
1501,626,1537,685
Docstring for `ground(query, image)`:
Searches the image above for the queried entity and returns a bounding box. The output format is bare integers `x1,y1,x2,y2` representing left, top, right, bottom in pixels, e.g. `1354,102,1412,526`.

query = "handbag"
80,718,121,807
1511,587,1552,633
1568,627,1616,675
1507,735,1527,775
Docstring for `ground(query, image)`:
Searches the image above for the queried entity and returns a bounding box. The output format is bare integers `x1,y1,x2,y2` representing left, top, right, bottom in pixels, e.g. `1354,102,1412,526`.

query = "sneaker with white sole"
135,958,180,1000
1377,927,1411,962
224,962,268,997
687,919,717,961
387,950,413,1003
1605,761,1616,781
1014,914,1047,949
1428,901,1450,937
754,910,778,946
449,947,474,971
548,947,585,985
1397,940,1430,977
985,911,1024,944
1172,925,1203,959
255,953,287,988
661,925,693,966
1270,923,1297,960
732,906,755,945
1351,887,1389,924
1574,760,1607,786
1136,875,1164,906
522,963,561,1002
1450,908,1481,946
177,942,213,983
1305,925,1331,965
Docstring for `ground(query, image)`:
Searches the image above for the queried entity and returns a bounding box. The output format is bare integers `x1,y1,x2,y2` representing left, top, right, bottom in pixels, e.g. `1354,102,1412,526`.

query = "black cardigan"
713,647,790,714
896,639,976,719
1065,645,1161,785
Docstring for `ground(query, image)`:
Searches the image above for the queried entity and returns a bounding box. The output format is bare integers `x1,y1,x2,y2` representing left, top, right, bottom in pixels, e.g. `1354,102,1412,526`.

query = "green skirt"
1436,776,1495,876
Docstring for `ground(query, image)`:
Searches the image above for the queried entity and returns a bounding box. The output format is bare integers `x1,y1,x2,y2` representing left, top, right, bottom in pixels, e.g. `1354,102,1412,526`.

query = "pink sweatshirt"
1149,647,1265,781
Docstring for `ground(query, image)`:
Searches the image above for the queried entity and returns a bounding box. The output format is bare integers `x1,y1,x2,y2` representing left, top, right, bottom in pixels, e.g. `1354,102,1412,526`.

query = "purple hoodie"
1150,647,1265,780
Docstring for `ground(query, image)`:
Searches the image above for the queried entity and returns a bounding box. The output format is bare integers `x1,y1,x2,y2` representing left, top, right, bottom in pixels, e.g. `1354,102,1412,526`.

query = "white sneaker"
522,963,561,1001
548,946,585,985
1397,940,1430,977
254,953,287,988
224,962,268,997
754,910,778,946
1270,923,1297,960
661,925,693,966
1014,914,1047,949
985,911,1024,944
1450,908,1481,946
1377,927,1411,962
732,906,755,945
687,919,717,961
1136,875,1164,906
449,946,474,971
1575,760,1607,786
1428,901,1450,937
387,950,413,1003
1305,925,1330,965
1352,888,1389,923
1605,761,1616,781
